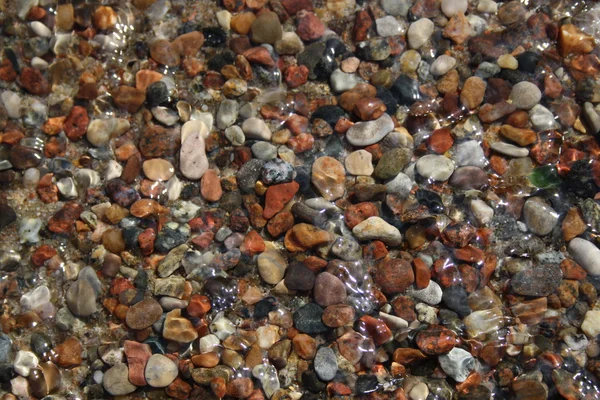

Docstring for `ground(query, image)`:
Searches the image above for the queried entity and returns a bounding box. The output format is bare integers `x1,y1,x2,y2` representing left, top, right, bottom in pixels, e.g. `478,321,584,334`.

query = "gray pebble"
314,347,338,381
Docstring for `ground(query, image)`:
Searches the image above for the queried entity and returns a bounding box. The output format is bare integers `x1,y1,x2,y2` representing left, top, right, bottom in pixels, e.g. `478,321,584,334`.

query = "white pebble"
1,91,22,119
407,18,434,49
31,56,48,70
30,21,51,37
477,0,498,13
470,199,494,225
104,160,123,181
216,10,232,30
376,16,404,37
441,0,468,17
430,55,456,77
14,351,38,377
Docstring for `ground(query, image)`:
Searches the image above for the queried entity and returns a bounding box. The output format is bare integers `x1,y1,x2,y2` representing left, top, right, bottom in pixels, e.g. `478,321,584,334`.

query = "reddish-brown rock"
263,181,299,219
63,106,89,141
373,258,415,295
415,325,458,355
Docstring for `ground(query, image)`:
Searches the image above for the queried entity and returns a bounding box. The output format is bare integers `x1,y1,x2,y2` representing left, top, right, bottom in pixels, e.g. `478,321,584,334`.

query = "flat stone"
142,158,175,181
416,155,455,181
407,18,434,49
490,142,529,158
511,264,562,296
145,354,178,387
126,298,163,330
180,121,209,180
510,81,542,110
346,113,395,146
345,150,374,176
523,197,559,236
353,217,402,246
103,363,137,396
66,279,97,317
313,272,347,307
311,156,346,201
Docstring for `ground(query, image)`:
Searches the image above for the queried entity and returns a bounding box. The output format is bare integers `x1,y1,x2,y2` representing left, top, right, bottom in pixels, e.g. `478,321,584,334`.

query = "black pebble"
390,74,421,106
355,374,379,394
376,86,399,115
301,371,327,393
254,297,277,319
293,303,328,334
207,50,236,72
202,27,227,47
0,202,16,232
442,285,472,318
516,51,539,73
146,81,169,108
310,105,346,127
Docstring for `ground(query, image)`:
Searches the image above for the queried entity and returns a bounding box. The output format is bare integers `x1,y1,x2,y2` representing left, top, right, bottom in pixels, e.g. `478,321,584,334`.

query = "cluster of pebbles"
2,0,600,398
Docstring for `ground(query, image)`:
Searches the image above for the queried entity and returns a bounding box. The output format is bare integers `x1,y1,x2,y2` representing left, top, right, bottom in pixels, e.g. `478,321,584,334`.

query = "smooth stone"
311,156,346,201
490,142,529,158
416,155,455,181
529,104,559,131
20,285,51,312
151,106,178,126
376,16,404,37
409,382,429,400
330,69,360,93
257,250,287,284
314,347,337,381
568,238,600,276
442,0,468,16
103,363,137,396
374,148,412,180
31,21,52,37
14,350,38,377
430,55,456,77
1,91,21,118
509,81,542,110
145,354,178,387
87,118,131,147
523,197,559,236
104,160,123,181
343,150,372,176
225,126,245,146
449,166,488,190
470,199,494,225
251,142,277,160
386,172,413,198
251,11,283,44
381,0,411,16
142,159,175,181
438,348,475,382
498,54,518,69
407,18,434,49
352,216,402,246
293,303,328,334
242,117,272,141
346,113,395,146
216,99,239,130
410,281,443,305
313,272,347,307
274,31,304,55
181,120,209,143
180,122,209,180
478,0,498,13
66,279,97,317
581,310,600,338
452,140,486,168
126,298,163,329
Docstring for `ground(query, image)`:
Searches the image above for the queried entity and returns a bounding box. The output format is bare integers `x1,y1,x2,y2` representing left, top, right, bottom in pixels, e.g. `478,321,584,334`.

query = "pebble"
409,382,429,400
352,217,402,246
452,140,486,167
86,118,131,147
416,155,455,181
376,16,404,37
430,55,456,77
386,172,413,197
511,263,562,297
509,81,542,110
242,117,272,141
407,19,434,49
257,250,287,284
568,238,600,276
381,0,411,16
438,348,475,382
490,141,529,158
275,32,305,55
143,159,175,181
344,150,373,176
410,281,443,305
346,113,395,146
251,142,278,160
313,272,347,306
126,298,163,330
30,21,52,37
66,279,97,317
14,350,38,377
311,156,346,201
441,0,468,17
449,166,488,190
523,197,559,236
180,122,209,180
581,310,600,338
1,91,21,118
251,11,283,44
470,199,494,224
103,363,137,396
478,0,498,13
293,303,328,334
529,104,559,131
497,54,518,69
314,347,337,381
330,69,360,93
460,77,486,110
145,354,178,387
216,99,239,130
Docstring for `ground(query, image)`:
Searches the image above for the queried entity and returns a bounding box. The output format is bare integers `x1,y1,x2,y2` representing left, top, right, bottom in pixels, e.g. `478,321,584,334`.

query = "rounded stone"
145,354,178,387
126,298,163,330
523,197,559,236
313,272,347,307
314,347,337,381
103,363,137,396
142,159,175,181
416,155,455,181
257,250,287,284
407,18,434,49
509,81,542,110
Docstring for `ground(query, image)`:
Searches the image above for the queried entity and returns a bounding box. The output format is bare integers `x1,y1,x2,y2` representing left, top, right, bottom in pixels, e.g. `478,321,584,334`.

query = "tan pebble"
92,6,117,30
142,159,175,181
345,150,373,176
